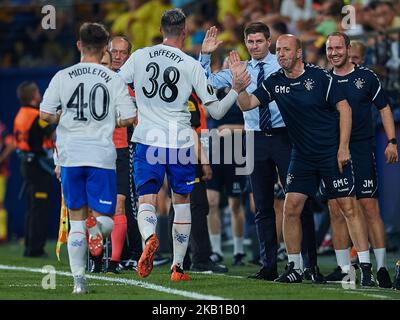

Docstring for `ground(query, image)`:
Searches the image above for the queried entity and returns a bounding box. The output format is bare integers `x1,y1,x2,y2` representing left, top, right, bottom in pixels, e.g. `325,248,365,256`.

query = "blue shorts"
286,153,355,199
350,140,378,199
133,143,196,196
61,166,116,215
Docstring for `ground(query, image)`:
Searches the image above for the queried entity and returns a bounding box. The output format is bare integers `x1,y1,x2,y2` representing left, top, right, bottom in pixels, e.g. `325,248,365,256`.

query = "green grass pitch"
0,241,399,300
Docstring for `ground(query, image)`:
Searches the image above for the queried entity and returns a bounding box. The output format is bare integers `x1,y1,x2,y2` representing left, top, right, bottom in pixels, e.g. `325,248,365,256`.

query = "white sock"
233,236,244,255
96,215,114,238
209,234,222,256
288,253,302,272
68,220,87,277
137,203,157,241
299,253,304,271
357,250,371,264
335,248,351,272
373,247,387,270
172,203,191,269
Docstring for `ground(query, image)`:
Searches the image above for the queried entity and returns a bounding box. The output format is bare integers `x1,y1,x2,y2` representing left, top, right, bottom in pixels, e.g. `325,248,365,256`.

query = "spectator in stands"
373,1,400,32
280,0,315,34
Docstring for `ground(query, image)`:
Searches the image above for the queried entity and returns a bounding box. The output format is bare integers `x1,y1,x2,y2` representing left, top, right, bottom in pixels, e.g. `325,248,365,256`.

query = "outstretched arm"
205,54,252,119
201,26,223,55
199,26,232,88
229,51,260,111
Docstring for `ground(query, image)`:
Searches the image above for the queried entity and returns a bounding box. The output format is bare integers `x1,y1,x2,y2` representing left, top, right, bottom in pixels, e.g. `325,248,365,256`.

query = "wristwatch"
388,138,397,145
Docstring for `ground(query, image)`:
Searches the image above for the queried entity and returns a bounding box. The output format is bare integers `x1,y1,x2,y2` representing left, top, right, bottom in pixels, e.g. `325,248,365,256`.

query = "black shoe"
89,254,103,273
190,261,228,273
308,266,326,284
105,260,122,274
232,253,246,266
248,267,278,281
209,252,223,263
376,267,392,288
121,259,138,272
274,262,302,283
303,268,312,281
360,263,376,287
393,261,400,290
325,266,349,283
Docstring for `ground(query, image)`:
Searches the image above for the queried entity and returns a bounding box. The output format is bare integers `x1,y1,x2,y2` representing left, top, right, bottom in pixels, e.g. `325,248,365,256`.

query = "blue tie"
257,62,272,131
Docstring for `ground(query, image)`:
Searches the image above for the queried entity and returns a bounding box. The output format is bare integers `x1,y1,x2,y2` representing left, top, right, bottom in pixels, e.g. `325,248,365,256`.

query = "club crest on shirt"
304,78,315,91
354,77,365,89
286,173,294,185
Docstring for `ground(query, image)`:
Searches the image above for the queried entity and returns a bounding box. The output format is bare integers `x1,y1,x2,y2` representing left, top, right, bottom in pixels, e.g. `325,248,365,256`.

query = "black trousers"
169,168,212,266
248,130,318,272
21,160,52,256
121,143,142,262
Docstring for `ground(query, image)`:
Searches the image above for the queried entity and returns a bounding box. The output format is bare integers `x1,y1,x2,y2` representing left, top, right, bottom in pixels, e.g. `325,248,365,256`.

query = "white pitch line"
8,283,128,288
0,264,226,300
192,272,397,300
322,287,395,300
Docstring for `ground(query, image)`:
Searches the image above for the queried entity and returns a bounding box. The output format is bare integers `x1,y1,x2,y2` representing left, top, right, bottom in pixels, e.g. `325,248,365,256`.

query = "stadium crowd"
1,0,400,293
1,1,400,67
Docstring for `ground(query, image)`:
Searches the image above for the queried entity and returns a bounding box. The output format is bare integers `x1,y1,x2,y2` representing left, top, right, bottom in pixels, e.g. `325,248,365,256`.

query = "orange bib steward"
13,104,55,257
14,105,54,154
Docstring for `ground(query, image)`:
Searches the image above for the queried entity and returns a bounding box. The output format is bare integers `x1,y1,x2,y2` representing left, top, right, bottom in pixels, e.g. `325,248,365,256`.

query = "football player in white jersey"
39,22,136,293
119,8,249,281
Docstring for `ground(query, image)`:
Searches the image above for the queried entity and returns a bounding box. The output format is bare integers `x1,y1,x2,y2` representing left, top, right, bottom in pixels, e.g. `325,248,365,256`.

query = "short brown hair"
79,22,109,53
161,8,186,38
328,32,351,47
17,81,38,105
244,22,270,40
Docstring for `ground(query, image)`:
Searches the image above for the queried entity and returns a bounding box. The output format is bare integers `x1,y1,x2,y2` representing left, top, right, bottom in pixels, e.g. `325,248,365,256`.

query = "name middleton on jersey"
68,66,112,83
149,48,184,64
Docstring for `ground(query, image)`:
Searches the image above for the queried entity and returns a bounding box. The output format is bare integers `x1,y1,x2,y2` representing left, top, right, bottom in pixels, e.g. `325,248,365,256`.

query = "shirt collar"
250,52,274,68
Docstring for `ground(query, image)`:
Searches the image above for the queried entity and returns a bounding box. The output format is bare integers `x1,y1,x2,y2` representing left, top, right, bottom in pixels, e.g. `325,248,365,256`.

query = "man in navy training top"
324,32,398,288
200,22,324,283
231,34,374,286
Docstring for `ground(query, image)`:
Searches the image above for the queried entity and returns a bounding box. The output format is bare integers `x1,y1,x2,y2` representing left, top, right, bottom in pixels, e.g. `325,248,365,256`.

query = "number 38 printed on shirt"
142,62,180,103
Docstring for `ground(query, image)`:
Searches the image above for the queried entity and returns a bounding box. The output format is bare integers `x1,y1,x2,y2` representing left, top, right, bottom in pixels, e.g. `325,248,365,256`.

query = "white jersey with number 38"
119,44,218,148
40,62,136,169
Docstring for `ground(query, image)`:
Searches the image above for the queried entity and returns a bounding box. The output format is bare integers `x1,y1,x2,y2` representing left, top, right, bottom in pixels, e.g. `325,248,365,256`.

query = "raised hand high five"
201,26,223,55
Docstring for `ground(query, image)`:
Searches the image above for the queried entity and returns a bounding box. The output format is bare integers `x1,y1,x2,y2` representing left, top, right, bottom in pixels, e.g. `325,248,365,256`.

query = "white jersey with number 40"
119,44,218,148
40,62,136,169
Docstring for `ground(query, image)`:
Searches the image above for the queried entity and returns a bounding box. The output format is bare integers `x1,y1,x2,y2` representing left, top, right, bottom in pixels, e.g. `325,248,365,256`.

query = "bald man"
231,34,374,286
